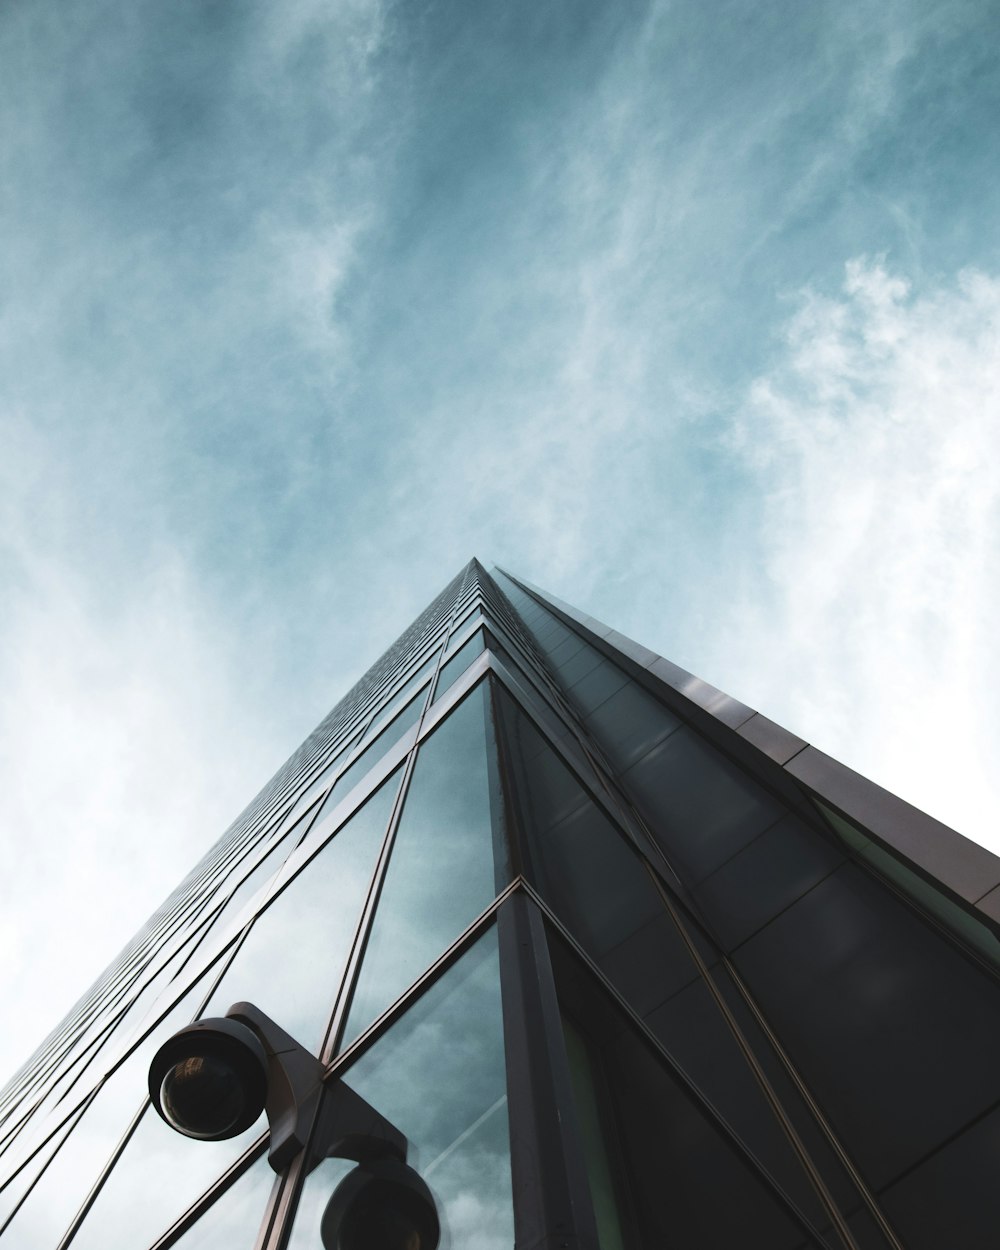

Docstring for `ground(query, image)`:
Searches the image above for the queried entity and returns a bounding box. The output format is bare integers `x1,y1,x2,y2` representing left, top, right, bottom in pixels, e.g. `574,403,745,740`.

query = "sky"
1,0,999,1079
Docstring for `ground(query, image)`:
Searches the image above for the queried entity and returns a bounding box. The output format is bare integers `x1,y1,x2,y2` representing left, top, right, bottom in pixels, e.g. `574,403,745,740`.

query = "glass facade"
2,559,1000,1249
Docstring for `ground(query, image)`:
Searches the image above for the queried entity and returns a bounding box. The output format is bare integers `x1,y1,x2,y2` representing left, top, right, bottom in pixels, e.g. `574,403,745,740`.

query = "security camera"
149,1004,439,1245
148,1016,269,1141
321,1157,440,1250
148,1003,406,1169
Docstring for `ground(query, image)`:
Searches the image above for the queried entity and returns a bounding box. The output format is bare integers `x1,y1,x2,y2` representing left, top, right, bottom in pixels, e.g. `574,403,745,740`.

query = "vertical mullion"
497,890,601,1250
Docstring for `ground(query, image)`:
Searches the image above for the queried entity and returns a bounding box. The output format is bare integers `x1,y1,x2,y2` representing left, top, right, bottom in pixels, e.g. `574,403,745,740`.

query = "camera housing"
148,1017,269,1141
148,1002,438,1247
321,1158,440,1250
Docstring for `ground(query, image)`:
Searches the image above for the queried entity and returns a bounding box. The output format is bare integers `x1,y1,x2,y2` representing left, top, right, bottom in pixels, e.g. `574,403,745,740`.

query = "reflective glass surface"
360,647,439,747
180,809,311,970
551,934,817,1250
434,629,485,702
0,1109,83,1240
581,677,682,771
342,682,507,1045
690,813,844,951
320,692,423,816
563,1017,626,1250
291,928,512,1250
170,1150,274,1249
1,980,210,1246
815,798,1000,970
498,688,700,1007
734,861,1000,1189
202,775,399,1052
622,726,786,884
877,1102,1000,1250
68,1106,263,1250
284,1157,354,1250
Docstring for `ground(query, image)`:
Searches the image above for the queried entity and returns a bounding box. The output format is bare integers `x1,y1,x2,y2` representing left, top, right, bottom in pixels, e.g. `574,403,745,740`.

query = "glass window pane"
289,929,512,1250
563,1018,626,1250
499,692,830,1228
30,981,235,1250
622,726,786,884
284,1157,354,1250
202,775,399,1053
177,807,313,978
498,688,695,1001
360,648,439,747
733,862,1000,1191
320,694,423,817
690,813,844,950
551,935,815,1250
434,629,485,702
582,678,682,771
815,798,1000,971
69,1110,263,1250
0,1106,83,1239
170,1151,274,1249
342,683,507,1046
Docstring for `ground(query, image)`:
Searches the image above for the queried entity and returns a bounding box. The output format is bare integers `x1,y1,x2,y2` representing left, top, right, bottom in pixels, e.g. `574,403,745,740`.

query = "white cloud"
0,542,290,1082
724,257,1000,851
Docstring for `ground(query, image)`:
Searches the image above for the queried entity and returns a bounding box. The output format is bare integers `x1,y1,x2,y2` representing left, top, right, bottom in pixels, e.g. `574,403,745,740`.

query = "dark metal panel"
976,882,1000,923
785,747,1000,906
602,629,659,669
737,714,809,766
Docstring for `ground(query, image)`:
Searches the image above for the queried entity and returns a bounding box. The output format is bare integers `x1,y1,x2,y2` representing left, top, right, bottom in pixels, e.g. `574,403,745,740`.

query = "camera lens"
149,1018,269,1141
159,1054,249,1139
341,1203,423,1250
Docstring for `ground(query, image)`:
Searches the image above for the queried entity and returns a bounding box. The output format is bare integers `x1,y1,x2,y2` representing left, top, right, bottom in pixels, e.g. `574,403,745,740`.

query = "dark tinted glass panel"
622,727,785,883
498,688,703,1011
499,693,836,1230
643,974,834,1236
342,683,507,1045
734,862,1000,1189
203,775,399,1052
550,639,604,688
561,658,628,715
815,799,1000,970
544,629,587,666
290,929,512,1250
582,678,682,771
691,814,844,950
563,1018,626,1250
878,1103,1000,1250
551,935,817,1250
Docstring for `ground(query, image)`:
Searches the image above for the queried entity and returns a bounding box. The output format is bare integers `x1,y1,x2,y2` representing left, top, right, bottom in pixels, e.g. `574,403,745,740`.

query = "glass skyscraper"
2,560,999,1249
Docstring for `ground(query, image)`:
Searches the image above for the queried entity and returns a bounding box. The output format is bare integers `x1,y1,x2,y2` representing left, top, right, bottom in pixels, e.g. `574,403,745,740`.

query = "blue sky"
2,0,999,1074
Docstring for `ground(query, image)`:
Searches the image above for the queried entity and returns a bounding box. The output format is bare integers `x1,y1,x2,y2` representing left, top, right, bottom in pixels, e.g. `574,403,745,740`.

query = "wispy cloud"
0,541,292,1078
3,0,1000,1080
721,257,1000,846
